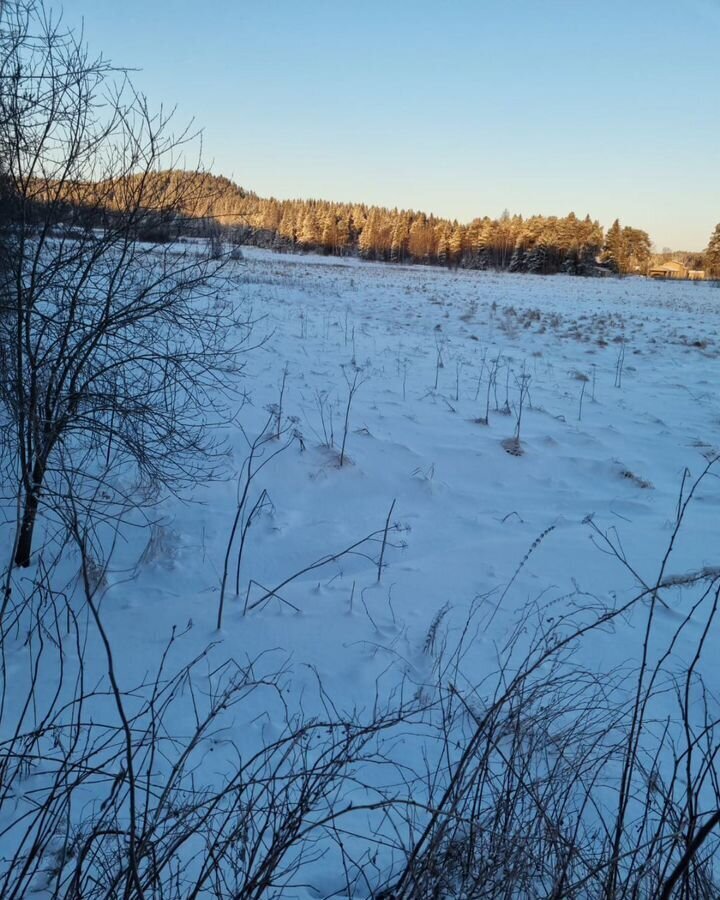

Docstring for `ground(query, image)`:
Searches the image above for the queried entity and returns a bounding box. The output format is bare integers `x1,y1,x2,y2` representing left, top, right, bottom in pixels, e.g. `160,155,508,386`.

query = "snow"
3,249,720,896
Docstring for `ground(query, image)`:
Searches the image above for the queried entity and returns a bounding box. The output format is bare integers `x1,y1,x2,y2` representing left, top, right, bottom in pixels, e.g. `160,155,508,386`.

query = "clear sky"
61,0,719,250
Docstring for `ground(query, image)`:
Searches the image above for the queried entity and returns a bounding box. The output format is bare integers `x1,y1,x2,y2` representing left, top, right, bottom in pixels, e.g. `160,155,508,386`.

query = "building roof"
649,260,689,274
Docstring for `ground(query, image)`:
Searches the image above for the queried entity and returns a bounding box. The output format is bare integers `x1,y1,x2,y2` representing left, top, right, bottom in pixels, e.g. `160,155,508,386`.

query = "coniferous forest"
35,171,662,276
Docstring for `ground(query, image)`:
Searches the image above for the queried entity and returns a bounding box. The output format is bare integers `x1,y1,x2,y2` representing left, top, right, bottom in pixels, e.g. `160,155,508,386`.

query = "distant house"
649,260,705,280
649,260,688,279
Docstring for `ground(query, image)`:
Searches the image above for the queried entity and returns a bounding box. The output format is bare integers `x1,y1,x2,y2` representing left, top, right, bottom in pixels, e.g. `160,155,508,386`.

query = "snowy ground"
4,249,720,896
196,249,720,689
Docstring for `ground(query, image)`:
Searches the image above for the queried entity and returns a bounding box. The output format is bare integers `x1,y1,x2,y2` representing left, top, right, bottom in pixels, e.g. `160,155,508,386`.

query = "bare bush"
2,462,719,898
0,537,420,899
0,1,253,567
380,464,720,900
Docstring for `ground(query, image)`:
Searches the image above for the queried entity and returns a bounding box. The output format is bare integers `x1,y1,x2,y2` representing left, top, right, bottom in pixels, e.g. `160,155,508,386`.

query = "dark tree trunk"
14,459,46,568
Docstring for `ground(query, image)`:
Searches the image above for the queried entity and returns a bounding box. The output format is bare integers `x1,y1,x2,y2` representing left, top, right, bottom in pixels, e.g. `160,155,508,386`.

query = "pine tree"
449,224,464,265
706,223,720,278
320,211,338,254
390,217,409,262
299,209,321,247
261,200,281,232
277,206,299,246
408,216,430,261
436,225,451,266
358,209,379,258
622,227,651,274
473,218,494,269
335,215,350,255
602,219,624,273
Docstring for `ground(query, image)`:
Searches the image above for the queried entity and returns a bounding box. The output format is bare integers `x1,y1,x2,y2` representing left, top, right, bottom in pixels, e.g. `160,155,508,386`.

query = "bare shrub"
381,464,720,899
0,1,254,567
0,539,420,899
2,463,719,899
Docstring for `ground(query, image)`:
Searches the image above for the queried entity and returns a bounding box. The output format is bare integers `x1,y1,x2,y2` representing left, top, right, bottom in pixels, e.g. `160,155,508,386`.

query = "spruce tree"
299,209,321,247
622,226,651,274
602,219,624,273
706,223,720,278
358,209,379,258
320,211,337,254
390,218,409,262
436,225,451,266
408,216,429,261
508,242,525,272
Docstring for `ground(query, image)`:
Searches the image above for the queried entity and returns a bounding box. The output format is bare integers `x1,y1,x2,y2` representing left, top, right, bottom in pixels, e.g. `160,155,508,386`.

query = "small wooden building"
649,261,705,281
649,260,689,280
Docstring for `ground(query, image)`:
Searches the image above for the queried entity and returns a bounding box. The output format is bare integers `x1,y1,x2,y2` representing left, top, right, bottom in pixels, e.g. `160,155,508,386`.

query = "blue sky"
63,0,719,249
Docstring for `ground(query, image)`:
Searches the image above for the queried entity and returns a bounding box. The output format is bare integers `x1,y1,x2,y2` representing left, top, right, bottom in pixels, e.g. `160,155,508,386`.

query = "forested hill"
42,170,657,276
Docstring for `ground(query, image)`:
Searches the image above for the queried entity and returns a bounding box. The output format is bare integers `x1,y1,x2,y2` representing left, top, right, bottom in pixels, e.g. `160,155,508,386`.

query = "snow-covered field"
3,249,720,897
200,249,720,690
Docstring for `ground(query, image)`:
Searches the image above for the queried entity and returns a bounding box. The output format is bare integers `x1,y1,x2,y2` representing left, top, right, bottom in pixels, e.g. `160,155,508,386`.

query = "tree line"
31,170,652,276
22,170,720,278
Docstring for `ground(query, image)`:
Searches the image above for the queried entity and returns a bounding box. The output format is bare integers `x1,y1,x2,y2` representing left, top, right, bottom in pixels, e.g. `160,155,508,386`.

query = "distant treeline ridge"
29,170,717,277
